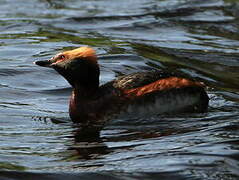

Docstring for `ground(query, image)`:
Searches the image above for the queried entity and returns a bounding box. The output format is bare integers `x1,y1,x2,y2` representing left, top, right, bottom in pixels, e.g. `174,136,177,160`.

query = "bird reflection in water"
68,125,110,160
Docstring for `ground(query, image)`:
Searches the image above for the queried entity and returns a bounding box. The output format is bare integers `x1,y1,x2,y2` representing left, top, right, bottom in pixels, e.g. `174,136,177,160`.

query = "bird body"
35,47,209,125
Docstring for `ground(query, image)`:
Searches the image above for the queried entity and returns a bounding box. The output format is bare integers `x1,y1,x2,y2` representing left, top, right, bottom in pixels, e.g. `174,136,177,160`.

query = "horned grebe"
35,47,209,125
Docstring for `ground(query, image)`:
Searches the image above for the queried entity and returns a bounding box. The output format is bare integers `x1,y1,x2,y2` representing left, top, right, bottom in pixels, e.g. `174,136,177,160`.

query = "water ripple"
0,0,239,179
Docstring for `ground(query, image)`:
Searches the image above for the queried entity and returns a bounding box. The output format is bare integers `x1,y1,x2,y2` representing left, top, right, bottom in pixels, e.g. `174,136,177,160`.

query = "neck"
73,82,99,98
69,83,99,123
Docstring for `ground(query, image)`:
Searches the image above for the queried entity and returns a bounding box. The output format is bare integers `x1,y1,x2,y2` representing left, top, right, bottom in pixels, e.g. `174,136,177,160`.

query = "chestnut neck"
69,81,99,123
73,82,99,99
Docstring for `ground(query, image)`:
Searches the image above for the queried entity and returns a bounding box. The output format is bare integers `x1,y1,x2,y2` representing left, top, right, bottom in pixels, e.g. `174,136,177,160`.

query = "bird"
35,46,209,126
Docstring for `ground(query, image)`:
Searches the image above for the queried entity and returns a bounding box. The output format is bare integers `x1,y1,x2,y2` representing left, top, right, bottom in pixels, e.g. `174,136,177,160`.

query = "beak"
34,60,53,68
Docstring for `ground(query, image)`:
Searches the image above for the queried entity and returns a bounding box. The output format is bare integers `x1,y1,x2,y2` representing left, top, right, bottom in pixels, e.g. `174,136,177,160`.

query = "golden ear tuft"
64,46,97,63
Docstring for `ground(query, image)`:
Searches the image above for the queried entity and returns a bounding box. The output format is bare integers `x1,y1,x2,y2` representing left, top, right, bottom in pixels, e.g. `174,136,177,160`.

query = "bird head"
35,47,100,88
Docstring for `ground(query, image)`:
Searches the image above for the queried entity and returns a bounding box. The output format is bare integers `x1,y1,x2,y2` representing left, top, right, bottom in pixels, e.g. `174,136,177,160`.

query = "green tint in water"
132,43,239,92
0,162,26,171
0,0,239,179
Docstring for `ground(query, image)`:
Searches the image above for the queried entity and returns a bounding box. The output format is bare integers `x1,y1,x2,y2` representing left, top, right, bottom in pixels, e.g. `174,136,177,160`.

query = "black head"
35,47,100,89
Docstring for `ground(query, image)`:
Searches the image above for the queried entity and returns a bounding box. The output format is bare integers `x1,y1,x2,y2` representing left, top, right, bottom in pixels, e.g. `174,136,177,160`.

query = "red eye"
60,55,65,59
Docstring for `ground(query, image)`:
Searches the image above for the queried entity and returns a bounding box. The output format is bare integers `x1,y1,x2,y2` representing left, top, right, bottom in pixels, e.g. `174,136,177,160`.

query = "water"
0,0,239,179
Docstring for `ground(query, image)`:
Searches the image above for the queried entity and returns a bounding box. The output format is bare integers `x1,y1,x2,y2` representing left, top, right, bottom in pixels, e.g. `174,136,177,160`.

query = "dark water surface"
0,0,239,179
